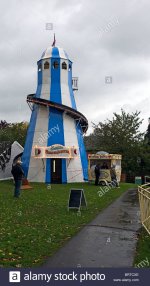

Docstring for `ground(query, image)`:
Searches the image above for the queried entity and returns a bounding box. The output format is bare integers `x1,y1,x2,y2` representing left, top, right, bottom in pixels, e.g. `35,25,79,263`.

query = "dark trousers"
95,174,100,186
14,180,22,198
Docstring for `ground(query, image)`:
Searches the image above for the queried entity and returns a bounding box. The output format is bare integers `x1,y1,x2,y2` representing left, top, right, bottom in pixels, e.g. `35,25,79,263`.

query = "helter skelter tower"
22,37,88,183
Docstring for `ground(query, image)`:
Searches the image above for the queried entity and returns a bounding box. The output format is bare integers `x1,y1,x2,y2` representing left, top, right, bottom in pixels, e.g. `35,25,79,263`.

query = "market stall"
88,152,122,185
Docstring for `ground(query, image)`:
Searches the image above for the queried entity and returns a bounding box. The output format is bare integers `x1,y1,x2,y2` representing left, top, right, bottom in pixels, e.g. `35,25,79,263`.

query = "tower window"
44,61,49,69
38,63,42,72
69,64,72,71
53,61,59,69
62,62,67,70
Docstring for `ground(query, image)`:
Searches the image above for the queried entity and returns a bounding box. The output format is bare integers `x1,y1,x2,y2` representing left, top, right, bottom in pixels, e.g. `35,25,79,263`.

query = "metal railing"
144,175,150,184
138,183,150,235
72,77,78,91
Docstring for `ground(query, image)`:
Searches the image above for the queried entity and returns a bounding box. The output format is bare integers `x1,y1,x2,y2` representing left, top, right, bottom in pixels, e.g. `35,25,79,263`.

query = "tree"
0,121,28,149
84,109,144,174
144,118,150,145
139,118,150,175
0,120,10,129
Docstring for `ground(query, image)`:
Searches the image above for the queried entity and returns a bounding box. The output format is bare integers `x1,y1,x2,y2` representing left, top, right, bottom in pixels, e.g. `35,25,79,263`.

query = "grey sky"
0,0,150,134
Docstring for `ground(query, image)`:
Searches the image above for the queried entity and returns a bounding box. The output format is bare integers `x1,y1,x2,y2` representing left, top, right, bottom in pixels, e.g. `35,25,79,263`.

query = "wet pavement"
44,188,141,267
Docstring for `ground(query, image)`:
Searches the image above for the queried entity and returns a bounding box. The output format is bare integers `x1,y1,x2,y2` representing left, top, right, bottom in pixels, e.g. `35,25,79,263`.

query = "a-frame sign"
68,189,87,211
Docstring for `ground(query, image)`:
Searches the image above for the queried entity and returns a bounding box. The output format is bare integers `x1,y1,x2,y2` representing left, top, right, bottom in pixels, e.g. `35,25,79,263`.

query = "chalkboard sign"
68,189,87,211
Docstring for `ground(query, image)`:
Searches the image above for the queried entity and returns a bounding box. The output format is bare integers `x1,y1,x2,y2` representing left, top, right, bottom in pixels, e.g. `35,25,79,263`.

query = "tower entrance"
51,158,62,183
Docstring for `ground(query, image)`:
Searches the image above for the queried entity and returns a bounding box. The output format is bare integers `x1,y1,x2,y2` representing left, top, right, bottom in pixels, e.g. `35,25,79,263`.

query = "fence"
138,183,150,235
144,175,150,184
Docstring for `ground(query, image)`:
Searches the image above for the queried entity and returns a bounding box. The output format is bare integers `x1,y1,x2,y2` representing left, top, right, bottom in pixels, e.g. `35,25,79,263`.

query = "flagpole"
52,33,56,47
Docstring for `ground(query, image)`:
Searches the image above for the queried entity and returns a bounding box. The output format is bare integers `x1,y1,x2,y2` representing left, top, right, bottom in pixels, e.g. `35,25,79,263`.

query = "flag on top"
52,34,56,47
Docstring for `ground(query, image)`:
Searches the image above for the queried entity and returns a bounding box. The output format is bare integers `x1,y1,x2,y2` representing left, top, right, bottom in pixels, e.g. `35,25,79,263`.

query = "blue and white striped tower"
22,39,88,183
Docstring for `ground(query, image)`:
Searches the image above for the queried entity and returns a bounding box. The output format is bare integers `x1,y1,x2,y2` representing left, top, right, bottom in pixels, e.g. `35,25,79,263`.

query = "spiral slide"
27,94,88,134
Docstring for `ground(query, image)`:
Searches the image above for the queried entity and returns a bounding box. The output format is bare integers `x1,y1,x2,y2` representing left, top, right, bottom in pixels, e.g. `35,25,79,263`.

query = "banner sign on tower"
33,144,78,159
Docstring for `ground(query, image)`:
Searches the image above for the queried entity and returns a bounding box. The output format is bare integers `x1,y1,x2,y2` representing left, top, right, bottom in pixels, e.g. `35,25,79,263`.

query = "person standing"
95,164,100,186
11,160,24,198
110,165,119,188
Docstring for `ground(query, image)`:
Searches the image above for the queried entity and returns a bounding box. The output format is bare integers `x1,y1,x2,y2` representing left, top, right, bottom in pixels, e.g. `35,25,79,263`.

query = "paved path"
44,188,141,267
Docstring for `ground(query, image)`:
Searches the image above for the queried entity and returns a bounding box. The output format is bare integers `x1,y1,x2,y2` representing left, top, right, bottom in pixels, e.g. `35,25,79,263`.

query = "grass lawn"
0,181,136,267
134,227,150,267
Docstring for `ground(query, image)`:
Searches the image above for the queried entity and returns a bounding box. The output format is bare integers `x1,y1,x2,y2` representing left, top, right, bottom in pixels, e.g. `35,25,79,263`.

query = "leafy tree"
139,119,150,176
0,120,10,129
0,121,28,148
144,118,150,145
84,109,144,174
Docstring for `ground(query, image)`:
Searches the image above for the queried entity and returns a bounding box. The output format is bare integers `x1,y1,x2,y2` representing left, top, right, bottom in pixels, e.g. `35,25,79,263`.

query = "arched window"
38,63,42,72
62,62,67,70
69,64,72,71
44,61,49,69
53,61,59,69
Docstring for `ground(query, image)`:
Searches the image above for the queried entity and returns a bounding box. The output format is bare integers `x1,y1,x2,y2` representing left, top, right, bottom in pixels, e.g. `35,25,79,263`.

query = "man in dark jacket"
95,164,100,186
11,160,24,198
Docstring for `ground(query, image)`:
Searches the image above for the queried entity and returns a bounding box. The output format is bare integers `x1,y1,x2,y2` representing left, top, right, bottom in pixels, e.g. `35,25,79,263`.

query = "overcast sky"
0,0,150,134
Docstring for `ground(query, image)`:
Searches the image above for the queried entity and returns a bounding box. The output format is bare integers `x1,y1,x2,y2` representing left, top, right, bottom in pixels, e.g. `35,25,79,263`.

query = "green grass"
134,227,150,267
0,181,135,267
